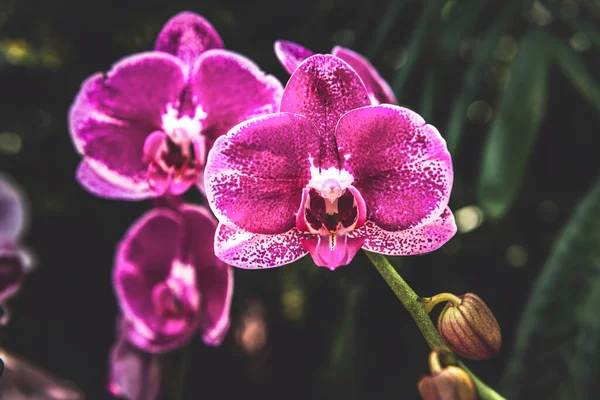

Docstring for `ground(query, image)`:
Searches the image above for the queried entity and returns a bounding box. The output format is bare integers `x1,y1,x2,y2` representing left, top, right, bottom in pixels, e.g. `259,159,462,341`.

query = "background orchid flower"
205,54,456,270
69,11,283,200
113,203,233,353
0,174,31,324
274,40,397,105
108,317,161,400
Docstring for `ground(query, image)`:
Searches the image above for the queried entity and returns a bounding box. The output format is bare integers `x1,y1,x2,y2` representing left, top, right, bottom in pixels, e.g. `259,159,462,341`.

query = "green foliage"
555,38,600,112
445,0,522,154
501,175,600,399
476,29,552,220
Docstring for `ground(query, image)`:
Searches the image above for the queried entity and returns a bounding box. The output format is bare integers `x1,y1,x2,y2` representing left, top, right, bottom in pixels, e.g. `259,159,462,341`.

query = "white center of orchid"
307,160,354,194
306,159,355,215
161,103,207,140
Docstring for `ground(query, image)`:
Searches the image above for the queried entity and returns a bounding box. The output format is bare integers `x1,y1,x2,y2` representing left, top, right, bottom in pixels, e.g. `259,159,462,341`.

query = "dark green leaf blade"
445,0,522,154
476,29,552,220
501,175,600,399
554,37,600,112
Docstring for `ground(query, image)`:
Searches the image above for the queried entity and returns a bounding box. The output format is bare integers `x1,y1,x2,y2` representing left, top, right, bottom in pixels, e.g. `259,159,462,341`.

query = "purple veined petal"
336,104,453,231
332,46,397,105
108,318,161,400
113,208,202,353
0,239,26,304
0,173,27,239
155,11,224,67
215,223,310,269
76,159,154,200
191,49,283,146
180,205,233,346
205,113,321,234
69,52,188,200
355,207,457,255
301,234,366,270
0,349,84,400
280,54,370,169
274,40,315,74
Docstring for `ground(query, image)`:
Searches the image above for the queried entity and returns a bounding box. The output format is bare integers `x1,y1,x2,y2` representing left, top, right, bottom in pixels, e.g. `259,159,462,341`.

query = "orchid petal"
0,239,26,304
301,235,365,270
205,113,320,234
280,54,370,168
0,174,26,239
337,104,453,230
68,52,187,199
355,207,457,255
215,223,309,269
191,49,283,148
113,208,202,353
274,40,315,74
108,318,161,400
155,11,223,67
332,46,397,105
180,205,233,346
76,159,154,200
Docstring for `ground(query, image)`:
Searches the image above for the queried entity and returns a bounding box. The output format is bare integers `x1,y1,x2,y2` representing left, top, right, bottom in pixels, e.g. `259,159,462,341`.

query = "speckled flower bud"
437,293,501,360
418,365,477,400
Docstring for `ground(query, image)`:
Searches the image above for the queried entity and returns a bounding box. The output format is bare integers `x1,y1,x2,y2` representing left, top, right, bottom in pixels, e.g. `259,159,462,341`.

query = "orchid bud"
437,293,501,360
418,348,476,400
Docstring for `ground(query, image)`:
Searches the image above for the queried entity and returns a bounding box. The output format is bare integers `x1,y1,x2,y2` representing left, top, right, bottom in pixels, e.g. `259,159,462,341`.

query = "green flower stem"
364,250,506,400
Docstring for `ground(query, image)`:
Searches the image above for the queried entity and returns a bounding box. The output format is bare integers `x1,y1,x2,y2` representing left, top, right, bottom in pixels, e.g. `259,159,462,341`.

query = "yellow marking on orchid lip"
329,233,336,250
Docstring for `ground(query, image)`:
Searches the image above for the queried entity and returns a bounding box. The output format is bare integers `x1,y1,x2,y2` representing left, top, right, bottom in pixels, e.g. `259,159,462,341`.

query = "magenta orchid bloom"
113,203,233,353
0,174,30,323
108,317,161,400
205,55,456,270
69,11,283,200
274,40,397,105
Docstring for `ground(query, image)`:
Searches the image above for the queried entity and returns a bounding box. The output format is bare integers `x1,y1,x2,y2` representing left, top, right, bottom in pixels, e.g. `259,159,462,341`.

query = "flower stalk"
364,250,506,400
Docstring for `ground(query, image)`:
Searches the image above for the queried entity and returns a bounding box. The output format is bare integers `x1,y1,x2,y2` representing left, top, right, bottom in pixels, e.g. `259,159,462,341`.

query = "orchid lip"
141,103,210,196
296,169,368,269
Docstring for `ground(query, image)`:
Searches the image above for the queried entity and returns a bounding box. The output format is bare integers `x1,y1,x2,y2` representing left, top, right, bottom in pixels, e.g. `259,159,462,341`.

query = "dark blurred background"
0,0,599,399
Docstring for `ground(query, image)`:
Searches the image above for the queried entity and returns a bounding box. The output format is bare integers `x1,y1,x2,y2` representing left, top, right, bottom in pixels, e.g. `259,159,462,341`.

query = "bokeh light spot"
506,245,528,267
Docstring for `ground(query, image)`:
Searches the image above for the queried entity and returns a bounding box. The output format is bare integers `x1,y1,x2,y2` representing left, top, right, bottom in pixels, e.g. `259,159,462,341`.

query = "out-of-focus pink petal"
108,318,161,400
336,104,453,231
0,349,84,399
215,223,309,268
114,208,202,353
0,174,26,239
354,207,457,255
301,235,365,270
280,54,370,168
68,52,187,199
155,11,224,67
179,205,233,346
0,239,26,304
76,160,154,200
191,49,283,146
332,46,397,105
274,40,315,74
205,113,320,234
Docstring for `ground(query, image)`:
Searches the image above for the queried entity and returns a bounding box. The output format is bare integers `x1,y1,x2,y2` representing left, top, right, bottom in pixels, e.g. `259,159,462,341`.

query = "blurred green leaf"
445,0,522,153
364,0,412,59
391,0,446,101
500,175,600,399
476,29,552,220
419,66,437,121
542,0,600,50
320,285,363,395
554,38,600,112
438,0,489,60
